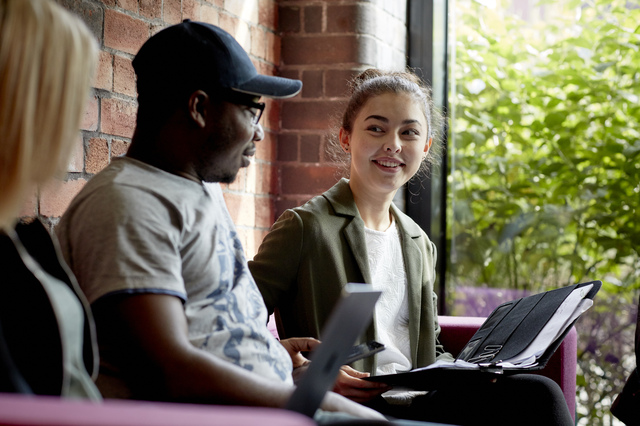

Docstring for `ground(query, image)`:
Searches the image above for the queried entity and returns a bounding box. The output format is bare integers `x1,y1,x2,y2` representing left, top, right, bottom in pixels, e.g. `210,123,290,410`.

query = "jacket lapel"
323,179,372,284
323,180,376,371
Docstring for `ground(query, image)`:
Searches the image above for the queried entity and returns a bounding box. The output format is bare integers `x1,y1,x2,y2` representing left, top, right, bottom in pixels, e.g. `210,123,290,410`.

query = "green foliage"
449,0,640,423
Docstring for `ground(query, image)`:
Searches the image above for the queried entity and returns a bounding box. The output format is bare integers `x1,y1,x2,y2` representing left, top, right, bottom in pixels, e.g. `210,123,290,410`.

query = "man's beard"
217,171,239,184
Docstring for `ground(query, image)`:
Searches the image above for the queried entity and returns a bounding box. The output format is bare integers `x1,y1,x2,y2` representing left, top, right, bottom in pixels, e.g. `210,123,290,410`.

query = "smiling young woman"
339,91,433,231
249,69,573,426
250,68,447,391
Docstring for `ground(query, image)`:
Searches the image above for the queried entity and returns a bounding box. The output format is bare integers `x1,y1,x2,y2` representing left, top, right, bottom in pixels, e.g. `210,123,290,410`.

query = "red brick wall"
24,0,407,259
275,0,407,221
20,0,279,257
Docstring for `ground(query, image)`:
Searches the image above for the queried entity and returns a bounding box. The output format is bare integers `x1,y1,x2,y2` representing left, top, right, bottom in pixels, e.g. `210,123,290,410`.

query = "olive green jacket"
249,179,453,374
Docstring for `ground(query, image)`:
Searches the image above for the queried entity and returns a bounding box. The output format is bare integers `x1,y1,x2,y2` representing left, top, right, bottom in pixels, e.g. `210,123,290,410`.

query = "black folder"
365,280,601,390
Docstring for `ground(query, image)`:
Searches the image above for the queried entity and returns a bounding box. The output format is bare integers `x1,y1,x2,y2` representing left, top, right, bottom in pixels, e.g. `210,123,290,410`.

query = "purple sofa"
0,393,315,426
438,315,578,421
0,316,577,426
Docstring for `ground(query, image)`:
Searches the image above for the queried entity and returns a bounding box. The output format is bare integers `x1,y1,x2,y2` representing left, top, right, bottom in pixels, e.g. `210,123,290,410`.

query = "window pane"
447,0,640,423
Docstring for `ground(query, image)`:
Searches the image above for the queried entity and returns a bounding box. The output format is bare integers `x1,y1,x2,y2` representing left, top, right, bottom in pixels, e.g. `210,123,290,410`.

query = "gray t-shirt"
57,157,293,393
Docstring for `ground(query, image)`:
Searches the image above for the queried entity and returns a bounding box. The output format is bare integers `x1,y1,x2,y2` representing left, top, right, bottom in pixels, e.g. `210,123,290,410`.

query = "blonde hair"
0,0,98,230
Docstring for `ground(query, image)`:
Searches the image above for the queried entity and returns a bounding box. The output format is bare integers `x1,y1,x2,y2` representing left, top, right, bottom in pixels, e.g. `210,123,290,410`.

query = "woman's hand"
280,338,391,402
332,365,391,403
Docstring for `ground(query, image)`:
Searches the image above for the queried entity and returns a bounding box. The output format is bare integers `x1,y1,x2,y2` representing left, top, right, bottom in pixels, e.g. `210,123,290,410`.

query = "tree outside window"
448,0,640,422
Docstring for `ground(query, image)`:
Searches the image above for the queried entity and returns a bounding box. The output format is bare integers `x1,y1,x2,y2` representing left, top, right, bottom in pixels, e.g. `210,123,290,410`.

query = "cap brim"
233,74,302,99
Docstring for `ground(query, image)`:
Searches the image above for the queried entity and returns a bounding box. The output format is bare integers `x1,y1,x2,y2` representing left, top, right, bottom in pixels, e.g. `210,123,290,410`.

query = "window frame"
406,0,450,314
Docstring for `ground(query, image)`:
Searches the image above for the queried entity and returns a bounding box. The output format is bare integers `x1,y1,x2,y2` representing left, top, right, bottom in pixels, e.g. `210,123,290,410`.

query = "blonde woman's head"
0,0,98,230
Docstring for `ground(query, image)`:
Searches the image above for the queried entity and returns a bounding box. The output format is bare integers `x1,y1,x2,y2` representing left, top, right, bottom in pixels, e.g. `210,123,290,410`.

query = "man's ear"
188,90,209,128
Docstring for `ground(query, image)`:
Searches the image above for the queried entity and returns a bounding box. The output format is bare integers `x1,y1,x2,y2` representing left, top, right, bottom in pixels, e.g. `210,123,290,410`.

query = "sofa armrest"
0,393,315,426
437,315,577,421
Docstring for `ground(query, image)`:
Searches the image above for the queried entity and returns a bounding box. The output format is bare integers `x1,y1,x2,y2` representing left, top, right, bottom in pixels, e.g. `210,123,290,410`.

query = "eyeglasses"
223,90,265,124
245,100,265,124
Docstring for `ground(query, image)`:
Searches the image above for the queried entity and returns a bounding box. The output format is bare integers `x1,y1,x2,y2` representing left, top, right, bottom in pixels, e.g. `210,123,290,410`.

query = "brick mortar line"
101,46,136,60
277,161,342,166
277,129,337,134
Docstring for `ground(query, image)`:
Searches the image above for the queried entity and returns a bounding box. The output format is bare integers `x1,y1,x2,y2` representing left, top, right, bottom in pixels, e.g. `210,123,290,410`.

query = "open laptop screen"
285,283,381,417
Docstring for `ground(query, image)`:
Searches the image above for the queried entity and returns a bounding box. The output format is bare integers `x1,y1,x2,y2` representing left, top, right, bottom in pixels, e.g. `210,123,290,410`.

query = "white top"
364,219,412,375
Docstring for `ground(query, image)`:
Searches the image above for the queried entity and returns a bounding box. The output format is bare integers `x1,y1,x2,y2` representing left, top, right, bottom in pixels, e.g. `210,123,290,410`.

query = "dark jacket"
249,179,453,374
0,220,99,398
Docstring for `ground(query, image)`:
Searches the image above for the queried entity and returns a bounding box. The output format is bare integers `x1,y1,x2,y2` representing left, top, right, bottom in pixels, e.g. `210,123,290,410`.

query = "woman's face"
340,92,432,197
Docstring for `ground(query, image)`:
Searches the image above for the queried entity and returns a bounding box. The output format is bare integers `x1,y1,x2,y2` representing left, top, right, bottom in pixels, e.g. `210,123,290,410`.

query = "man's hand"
332,365,391,403
279,337,320,384
279,337,320,368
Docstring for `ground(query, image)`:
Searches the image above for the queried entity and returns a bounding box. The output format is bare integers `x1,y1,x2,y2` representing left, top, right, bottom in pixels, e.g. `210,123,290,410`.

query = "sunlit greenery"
448,0,640,422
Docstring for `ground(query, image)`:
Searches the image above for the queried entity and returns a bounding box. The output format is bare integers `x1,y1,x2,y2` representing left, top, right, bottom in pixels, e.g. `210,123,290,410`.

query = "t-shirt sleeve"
58,184,186,304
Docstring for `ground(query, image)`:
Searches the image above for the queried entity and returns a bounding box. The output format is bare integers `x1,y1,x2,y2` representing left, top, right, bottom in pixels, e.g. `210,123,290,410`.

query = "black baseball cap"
133,20,301,100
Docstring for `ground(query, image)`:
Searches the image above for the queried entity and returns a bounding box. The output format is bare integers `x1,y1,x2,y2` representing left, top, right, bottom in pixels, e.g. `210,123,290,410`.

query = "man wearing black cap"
56,21,385,422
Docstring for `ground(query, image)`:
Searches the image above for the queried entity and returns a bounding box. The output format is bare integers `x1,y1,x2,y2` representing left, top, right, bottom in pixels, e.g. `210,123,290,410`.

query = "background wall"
275,0,407,216
23,0,408,259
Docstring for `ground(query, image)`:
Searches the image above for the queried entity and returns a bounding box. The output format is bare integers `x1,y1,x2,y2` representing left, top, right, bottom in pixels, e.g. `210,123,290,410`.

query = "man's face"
196,94,264,183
